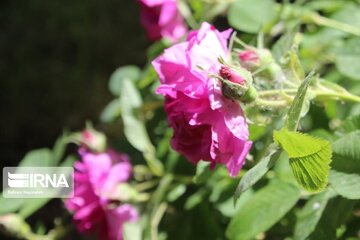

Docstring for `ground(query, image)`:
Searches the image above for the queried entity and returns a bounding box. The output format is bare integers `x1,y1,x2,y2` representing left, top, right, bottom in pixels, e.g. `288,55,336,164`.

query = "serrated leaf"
228,0,277,34
285,72,313,131
234,144,280,203
331,130,360,173
227,180,300,240
274,130,332,192
329,170,360,199
328,131,360,199
109,66,140,96
294,190,335,240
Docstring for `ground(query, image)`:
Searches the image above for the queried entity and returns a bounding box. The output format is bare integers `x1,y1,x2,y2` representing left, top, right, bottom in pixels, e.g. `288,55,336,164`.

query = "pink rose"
153,22,252,177
138,0,187,42
65,149,138,240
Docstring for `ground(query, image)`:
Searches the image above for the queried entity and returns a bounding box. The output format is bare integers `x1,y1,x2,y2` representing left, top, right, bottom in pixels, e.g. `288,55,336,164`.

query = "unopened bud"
239,50,260,69
68,125,107,153
218,65,257,103
80,129,107,153
221,79,258,103
219,66,245,85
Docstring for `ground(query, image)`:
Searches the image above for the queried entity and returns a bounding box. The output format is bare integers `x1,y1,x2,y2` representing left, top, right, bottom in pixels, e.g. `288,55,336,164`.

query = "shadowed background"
0,0,149,168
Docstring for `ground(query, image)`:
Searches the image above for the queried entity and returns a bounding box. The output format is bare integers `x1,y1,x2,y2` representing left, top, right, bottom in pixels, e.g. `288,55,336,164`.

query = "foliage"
1,0,360,240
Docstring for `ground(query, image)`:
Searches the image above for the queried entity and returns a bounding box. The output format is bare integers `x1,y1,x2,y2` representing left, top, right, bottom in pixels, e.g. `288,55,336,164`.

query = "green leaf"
52,133,67,165
184,189,207,210
329,170,360,199
194,161,213,184
308,196,355,240
234,144,280,203
338,115,360,133
109,66,141,96
333,38,360,80
123,222,142,240
284,72,313,131
0,197,25,215
272,30,297,63
100,99,122,123
228,0,277,34
294,190,335,240
18,198,50,219
331,130,360,173
18,149,52,167
227,180,300,240
167,184,186,202
274,130,332,192
120,78,164,175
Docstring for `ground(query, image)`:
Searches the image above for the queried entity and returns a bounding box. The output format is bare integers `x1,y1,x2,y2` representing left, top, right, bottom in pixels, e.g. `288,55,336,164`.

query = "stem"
314,91,360,103
258,89,297,96
135,179,160,192
151,203,168,240
255,98,289,108
309,13,360,37
178,0,198,29
259,87,360,103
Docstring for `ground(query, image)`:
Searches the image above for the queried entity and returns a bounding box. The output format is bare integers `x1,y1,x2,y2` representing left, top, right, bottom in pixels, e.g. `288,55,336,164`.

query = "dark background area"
0,0,149,168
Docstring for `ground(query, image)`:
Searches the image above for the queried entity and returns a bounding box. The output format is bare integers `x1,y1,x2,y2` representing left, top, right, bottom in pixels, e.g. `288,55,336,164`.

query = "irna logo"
7,172,69,188
3,167,74,198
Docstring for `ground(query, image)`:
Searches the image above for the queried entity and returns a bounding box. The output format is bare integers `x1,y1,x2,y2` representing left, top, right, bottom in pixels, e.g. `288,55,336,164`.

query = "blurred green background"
0,0,150,168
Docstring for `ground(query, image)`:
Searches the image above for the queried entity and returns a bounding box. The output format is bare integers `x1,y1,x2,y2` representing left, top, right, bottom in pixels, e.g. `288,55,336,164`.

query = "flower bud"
218,66,258,103
238,50,260,69
80,128,107,153
219,66,245,85
69,126,107,153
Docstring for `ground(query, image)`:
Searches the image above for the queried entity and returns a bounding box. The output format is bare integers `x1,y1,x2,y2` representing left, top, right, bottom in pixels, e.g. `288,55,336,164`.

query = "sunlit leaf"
274,130,332,192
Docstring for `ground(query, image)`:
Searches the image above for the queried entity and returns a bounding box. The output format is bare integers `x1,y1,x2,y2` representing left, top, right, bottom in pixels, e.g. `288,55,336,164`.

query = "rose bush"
1,1,360,240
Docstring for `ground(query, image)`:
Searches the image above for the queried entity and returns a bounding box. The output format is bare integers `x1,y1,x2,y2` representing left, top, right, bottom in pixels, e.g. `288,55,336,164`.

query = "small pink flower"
153,22,252,177
65,149,138,240
219,66,245,85
138,0,187,42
